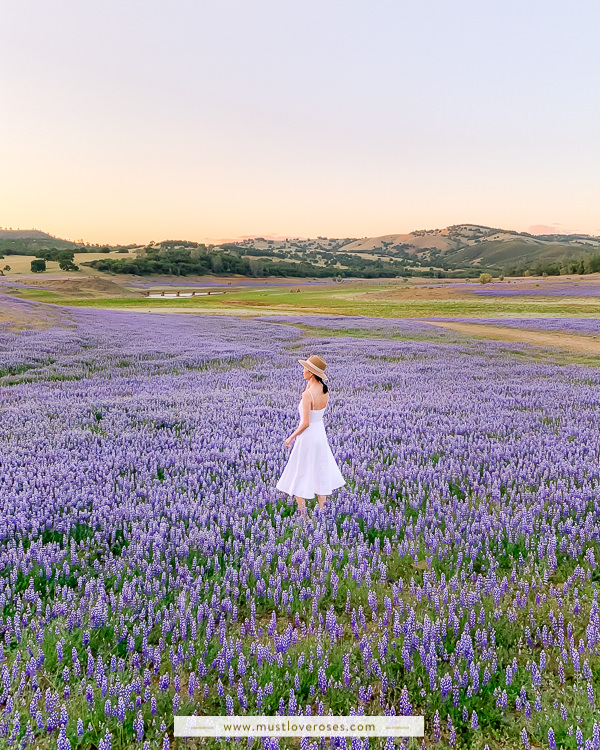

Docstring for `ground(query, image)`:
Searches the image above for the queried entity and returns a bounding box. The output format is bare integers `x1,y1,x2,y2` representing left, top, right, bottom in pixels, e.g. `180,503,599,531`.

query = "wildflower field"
1,297,600,750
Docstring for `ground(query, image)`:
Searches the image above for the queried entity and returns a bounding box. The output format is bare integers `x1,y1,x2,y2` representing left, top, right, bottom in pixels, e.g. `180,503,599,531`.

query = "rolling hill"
329,225,600,271
2,225,600,277
0,229,79,254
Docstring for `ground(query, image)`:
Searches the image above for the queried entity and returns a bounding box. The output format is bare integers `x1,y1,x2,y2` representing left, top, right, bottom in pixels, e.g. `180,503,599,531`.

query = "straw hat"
298,355,328,381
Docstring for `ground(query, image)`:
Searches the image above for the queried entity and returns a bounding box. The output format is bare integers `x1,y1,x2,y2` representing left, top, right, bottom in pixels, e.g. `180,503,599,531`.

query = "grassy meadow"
5,276,600,319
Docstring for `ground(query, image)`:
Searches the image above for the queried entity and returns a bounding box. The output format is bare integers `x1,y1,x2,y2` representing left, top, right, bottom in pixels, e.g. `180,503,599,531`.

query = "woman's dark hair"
314,374,328,394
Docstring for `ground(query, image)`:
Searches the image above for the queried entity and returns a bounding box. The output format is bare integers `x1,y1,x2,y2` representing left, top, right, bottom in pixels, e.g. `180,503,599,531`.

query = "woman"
276,355,345,519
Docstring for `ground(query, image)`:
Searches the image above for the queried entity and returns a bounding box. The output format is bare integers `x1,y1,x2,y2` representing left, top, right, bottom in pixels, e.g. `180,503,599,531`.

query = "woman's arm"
285,391,311,447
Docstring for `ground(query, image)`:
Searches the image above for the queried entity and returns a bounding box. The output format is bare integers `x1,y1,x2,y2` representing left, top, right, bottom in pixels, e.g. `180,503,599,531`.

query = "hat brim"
298,359,328,381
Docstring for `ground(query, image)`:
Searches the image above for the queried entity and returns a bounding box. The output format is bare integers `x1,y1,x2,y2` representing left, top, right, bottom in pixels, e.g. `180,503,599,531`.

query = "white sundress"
276,390,346,498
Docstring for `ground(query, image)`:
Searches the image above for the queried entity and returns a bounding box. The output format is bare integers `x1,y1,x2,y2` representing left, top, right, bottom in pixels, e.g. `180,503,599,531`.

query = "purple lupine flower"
399,685,412,715
367,590,378,615
318,667,327,694
57,725,71,750
85,684,94,708
449,724,456,747
440,673,452,699
133,712,144,742
560,704,568,721
588,682,595,708
432,710,441,743
548,728,557,750
471,711,478,730
521,728,530,749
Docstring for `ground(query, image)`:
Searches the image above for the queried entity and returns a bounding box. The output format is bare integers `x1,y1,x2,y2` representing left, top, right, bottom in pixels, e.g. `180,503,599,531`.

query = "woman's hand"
285,435,294,448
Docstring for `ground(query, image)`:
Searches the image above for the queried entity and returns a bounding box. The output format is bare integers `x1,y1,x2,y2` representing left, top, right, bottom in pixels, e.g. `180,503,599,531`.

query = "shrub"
479,273,493,284
30,259,46,273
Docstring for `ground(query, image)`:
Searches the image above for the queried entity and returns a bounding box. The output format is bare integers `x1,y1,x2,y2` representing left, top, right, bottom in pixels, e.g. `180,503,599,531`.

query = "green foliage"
37,248,75,262
0,237,78,255
84,247,409,279
58,258,80,271
479,272,493,283
30,258,46,272
507,251,600,277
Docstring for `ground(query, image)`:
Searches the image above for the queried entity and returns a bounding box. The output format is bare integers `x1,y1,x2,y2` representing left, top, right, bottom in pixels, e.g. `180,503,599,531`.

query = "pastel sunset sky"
2,0,598,244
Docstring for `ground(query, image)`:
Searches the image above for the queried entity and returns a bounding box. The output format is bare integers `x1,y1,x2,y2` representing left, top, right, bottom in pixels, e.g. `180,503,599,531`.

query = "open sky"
1,0,599,244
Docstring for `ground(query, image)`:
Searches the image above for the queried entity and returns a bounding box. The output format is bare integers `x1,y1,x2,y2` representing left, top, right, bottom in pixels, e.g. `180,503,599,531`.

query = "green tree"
210,254,223,273
59,259,79,271
31,259,46,273
249,258,265,277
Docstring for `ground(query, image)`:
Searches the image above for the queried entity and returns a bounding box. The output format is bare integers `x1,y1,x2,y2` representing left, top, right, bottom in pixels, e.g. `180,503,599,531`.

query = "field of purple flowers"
427,280,600,298
1,304,600,750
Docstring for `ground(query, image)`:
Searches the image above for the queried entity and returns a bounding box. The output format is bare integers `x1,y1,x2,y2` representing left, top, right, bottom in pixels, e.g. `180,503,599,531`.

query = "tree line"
6,239,600,280
507,254,600,277
83,247,443,279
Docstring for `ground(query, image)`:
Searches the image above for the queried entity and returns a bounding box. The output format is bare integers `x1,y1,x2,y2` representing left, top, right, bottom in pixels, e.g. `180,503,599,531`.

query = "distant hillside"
335,224,600,272
4,225,600,278
0,229,62,241
209,225,600,276
0,229,80,255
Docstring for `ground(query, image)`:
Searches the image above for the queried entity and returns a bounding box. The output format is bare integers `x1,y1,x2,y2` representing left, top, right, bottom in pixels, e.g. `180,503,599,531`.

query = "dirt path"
424,321,600,354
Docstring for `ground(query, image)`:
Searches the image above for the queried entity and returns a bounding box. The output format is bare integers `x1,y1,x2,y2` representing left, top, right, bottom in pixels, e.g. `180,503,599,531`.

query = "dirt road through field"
425,321,600,354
